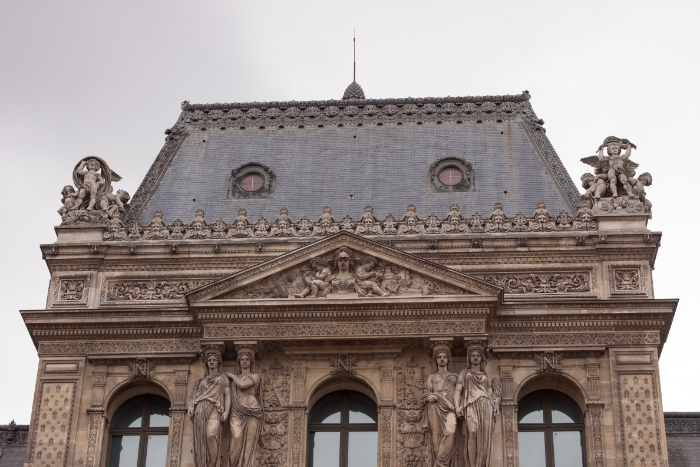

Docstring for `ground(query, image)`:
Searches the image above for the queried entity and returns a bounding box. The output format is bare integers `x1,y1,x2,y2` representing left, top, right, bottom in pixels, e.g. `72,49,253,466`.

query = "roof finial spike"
353,28,356,82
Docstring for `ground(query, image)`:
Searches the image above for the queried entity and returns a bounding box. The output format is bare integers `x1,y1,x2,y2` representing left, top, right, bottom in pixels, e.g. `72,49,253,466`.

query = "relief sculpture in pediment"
225,246,465,299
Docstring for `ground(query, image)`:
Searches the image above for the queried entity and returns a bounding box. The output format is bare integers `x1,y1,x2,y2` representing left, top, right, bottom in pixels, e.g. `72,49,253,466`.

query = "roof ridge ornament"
342,30,366,100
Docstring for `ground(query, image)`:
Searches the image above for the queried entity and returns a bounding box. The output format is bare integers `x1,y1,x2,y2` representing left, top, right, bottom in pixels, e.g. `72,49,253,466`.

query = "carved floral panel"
609,265,647,296
52,275,90,306
618,374,662,467
256,362,291,467
29,382,76,467
396,357,429,467
100,276,217,304
476,269,597,298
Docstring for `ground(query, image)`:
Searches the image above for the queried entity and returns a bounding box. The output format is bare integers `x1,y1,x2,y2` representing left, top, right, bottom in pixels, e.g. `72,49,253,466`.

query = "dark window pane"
518,391,544,424
349,392,377,423
109,435,140,467
553,431,584,467
348,431,378,467
551,392,582,424
112,396,144,428
309,392,342,424
149,397,171,428
518,431,546,467
308,431,340,467
145,435,169,467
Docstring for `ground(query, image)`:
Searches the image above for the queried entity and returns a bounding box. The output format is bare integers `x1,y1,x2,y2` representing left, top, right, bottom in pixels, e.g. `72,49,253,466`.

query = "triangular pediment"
187,232,502,303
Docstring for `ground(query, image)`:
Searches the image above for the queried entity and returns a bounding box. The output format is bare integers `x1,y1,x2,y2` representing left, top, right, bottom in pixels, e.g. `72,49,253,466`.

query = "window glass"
518,391,544,424
309,392,342,424
553,431,584,467
109,435,140,466
240,174,264,192
309,431,340,467
551,392,582,424
149,398,171,428
518,431,546,467
348,392,377,423
112,396,144,428
348,431,378,467
144,435,169,467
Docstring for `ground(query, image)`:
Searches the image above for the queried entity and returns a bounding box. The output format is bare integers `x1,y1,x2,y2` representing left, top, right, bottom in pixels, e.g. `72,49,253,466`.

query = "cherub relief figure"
294,258,332,298
58,186,78,220
630,172,653,212
581,136,640,198
421,343,458,467
581,173,607,200
355,256,389,297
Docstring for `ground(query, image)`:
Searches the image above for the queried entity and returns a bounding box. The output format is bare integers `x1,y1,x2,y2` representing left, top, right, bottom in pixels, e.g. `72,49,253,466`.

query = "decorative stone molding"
608,264,647,296
38,340,201,355
290,409,304,467
52,274,91,306
105,201,598,243
329,353,359,375
588,403,605,467
128,358,155,379
168,411,185,467
501,402,517,467
665,414,700,433
615,352,654,366
490,332,660,348
204,320,485,339
396,356,428,467
84,410,103,467
381,408,393,467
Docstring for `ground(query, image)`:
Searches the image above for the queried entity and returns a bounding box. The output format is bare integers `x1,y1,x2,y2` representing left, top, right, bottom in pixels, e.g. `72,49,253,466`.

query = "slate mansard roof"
125,91,580,225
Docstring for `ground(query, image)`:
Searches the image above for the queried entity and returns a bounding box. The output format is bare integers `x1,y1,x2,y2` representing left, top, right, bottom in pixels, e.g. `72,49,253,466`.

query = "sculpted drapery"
226,345,263,467
188,349,231,467
454,344,501,467
421,342,458,467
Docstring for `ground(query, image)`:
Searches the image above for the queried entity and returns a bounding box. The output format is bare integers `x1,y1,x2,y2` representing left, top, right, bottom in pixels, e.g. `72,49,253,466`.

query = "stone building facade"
21,88,679,467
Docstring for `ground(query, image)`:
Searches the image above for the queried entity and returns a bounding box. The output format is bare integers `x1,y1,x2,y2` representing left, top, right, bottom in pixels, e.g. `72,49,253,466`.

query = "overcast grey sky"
1,0,698,422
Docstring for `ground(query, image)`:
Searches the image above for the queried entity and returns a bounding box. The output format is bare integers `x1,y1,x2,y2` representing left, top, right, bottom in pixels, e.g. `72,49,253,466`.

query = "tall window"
518,389,586,467
108,394,170,467
307,390,378,467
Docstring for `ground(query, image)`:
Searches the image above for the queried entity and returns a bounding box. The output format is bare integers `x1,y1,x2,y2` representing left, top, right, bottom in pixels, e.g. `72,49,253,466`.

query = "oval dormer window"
438,167,463,186
240,173,264,192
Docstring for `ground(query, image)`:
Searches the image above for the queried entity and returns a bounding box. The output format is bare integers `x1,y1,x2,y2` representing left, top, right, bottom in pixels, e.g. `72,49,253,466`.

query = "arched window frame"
306,390,378,467
517,389,587,467
106,394,171,467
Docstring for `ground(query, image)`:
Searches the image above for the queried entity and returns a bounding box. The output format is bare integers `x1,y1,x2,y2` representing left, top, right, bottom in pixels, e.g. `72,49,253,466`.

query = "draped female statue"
454,344,501,467
225,346,263,467
188,348,231,467
421,342,458,467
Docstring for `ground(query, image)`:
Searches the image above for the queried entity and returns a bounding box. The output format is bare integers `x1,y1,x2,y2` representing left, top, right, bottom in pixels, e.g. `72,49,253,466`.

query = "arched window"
307,390,377,467
518,389,586,467
108,394,170,467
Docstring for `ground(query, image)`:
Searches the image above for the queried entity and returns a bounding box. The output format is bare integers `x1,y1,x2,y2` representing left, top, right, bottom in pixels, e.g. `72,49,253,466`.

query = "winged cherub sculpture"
580,136,639,198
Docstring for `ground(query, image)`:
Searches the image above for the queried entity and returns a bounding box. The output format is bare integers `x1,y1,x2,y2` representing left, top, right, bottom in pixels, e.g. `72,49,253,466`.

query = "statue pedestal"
54,225,106,243
591,197,650,230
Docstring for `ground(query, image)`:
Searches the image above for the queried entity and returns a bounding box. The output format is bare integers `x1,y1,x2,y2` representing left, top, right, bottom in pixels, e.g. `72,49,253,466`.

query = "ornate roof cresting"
342,81,365,100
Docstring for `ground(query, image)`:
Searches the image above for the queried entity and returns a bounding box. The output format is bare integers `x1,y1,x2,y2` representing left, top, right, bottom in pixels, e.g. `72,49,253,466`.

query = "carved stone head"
431,341,453,372
465,343,487,372
202,348,222,375
236,346,256,373
334,247,354,271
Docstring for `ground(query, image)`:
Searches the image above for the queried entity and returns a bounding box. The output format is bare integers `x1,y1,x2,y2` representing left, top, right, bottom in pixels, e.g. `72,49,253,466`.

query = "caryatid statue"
454,343,501,467
188,347,231,467
225,345,263,467
421,341,458,467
